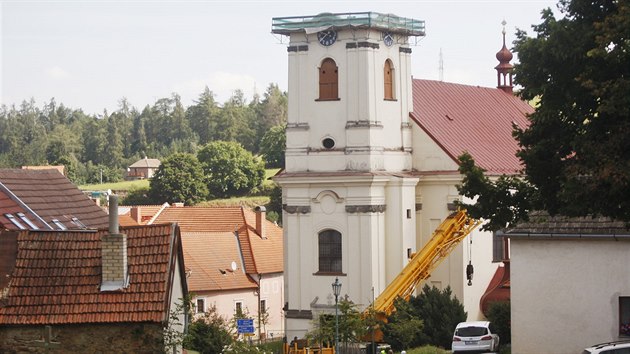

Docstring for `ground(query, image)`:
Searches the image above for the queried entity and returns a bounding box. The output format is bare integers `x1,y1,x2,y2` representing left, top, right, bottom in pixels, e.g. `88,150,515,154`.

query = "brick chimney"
101,195,129,291
255,206,266,239
130,207,142,223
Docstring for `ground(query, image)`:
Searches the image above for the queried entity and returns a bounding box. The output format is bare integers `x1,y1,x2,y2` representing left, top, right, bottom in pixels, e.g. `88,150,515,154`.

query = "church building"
272,12,533,338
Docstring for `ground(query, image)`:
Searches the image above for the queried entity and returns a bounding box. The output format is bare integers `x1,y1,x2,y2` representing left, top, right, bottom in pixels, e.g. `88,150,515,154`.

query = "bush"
183,306,233,354
486,301,511,345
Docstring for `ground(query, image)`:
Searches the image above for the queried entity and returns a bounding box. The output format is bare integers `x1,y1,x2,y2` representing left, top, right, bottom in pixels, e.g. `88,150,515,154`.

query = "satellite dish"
231,261,237,271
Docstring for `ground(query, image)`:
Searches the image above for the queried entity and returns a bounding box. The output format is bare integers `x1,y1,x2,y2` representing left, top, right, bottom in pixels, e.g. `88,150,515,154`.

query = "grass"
198,196,270,208
79,179,149,191
404,346,451,354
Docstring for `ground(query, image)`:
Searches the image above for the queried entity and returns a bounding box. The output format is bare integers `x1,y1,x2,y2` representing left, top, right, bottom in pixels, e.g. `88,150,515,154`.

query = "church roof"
410,79,534,175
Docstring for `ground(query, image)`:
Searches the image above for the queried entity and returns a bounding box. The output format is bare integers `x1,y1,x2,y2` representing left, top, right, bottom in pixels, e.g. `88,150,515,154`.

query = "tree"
382,298,424,351
486,301,511,345
197,141,265,199
306,298,366,350
183,305,233,354
149,153,208,205
459,0,630,227
409,285,466,348
259,124,286,168
187,87,220,145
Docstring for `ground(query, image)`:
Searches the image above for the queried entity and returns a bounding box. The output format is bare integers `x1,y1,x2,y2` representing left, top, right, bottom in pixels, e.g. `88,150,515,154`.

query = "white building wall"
511,238,630,354
259,273,284,339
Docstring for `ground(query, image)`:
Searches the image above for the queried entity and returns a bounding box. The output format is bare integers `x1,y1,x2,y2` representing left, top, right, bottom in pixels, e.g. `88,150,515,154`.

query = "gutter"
497,230,630,240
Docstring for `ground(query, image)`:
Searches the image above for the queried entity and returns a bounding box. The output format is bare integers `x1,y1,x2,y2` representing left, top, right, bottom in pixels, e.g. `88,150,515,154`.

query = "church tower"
272,12,425,337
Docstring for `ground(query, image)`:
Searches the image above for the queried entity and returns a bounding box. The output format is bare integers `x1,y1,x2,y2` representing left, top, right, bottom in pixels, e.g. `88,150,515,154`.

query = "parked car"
583,340,630,354
451,321,499,353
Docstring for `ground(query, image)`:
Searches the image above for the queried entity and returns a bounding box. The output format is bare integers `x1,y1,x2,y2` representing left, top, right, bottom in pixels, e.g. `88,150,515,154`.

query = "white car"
451,321,500,353
583,340,630,354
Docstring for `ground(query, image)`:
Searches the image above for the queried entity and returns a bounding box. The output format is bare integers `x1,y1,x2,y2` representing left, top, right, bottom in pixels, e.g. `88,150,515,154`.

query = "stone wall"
0,322,166,354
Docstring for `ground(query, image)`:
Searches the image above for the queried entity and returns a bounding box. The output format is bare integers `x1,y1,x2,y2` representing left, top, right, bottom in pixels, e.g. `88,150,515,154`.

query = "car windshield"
455,326,488,337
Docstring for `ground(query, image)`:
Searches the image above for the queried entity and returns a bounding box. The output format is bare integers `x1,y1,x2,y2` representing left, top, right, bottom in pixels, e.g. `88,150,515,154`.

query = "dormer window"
16,212,38,230
318,58,339,100
71,217,86,229
4,213,26,230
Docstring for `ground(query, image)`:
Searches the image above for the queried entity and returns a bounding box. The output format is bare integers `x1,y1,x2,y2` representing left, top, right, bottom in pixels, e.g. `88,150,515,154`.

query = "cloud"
173,71,260,105
48,66,70,80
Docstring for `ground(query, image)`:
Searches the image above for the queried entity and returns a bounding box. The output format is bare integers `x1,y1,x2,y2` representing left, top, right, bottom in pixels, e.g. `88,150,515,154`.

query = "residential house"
118,203,171,225
272,12,533,336
501,212,630,353
0,168,109,231
127,157,161,180
0,217,188,353
152,205,284,340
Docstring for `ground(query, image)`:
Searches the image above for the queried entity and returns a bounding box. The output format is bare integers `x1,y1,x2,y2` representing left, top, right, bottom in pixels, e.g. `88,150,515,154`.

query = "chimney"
101,195,129,291
130,207,142,223
255,206,266,239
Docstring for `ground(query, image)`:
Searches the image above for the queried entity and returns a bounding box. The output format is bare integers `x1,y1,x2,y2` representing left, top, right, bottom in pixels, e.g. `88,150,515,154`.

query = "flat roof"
272,12,425,37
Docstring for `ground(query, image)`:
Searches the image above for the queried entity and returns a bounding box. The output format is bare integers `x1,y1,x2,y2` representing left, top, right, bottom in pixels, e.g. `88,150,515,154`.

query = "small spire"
495,20,514,94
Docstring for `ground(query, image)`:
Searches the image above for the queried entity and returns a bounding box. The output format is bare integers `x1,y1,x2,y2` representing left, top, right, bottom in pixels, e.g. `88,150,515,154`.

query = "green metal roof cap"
272,12,425,37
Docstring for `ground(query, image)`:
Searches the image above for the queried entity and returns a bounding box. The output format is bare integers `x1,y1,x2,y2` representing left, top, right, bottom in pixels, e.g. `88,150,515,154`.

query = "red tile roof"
411,79,533,175
153,206,283,277
181,231,258,292
0,169,109,230
0,224,185,325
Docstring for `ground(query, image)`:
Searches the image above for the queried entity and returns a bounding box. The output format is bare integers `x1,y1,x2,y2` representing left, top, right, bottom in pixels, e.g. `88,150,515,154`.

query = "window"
620,297,630,336
384,59,394,100
16,212,39,230
52,219,67,231
492,232,509,262
318,229,342,273
260,299,267,314
196,298,205,314
235,301,243,317
4,214,26,230
319,58,338,100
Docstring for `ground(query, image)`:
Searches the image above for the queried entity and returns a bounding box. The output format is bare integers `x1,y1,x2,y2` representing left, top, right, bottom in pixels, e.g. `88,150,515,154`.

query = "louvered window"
319,58,339,100
384,59,394,100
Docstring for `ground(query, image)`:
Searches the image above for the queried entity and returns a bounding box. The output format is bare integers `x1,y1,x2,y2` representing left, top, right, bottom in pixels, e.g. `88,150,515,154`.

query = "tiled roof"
0,224,184,325
181,231,257,292
0,190,46,231
411,79,533,175
153,206,283,276
504,211,630,238
0,169,109,230
129,158,161,168
118,204,169,224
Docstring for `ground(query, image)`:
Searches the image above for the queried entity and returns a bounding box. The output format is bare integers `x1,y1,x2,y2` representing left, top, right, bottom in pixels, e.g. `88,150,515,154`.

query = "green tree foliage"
459,0,630,227
260,124,286,168
409,285,466,349
266,182,283,225
187,87,220,145
486,301,511,345
183,305,233,354
306,298,366,350
121,186,153,205
197,141,265,199
149,153,208,205
383,298,424,351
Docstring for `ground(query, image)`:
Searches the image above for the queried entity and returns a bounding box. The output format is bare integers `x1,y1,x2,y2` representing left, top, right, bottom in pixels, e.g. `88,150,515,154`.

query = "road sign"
237,318,254,334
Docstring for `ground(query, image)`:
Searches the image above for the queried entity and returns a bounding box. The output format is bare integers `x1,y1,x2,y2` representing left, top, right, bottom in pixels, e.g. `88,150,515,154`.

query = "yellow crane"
371,209,480,319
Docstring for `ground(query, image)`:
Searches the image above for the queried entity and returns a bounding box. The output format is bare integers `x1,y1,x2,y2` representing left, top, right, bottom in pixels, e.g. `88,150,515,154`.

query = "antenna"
439,48,444,82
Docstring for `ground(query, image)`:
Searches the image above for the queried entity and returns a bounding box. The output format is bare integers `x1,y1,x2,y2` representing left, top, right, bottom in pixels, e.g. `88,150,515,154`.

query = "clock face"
317,30,337,47
383,32,394,47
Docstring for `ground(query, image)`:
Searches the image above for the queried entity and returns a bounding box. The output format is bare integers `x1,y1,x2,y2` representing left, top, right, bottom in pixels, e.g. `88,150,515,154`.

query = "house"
152,205,284,340
0,207,188,353
127,157,161,180
0,168,110,231
118,203,171,225
501,212,630,354
271,12,533,337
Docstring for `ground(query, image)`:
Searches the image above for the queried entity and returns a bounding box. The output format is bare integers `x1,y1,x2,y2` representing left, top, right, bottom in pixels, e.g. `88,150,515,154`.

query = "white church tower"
272,12,426,337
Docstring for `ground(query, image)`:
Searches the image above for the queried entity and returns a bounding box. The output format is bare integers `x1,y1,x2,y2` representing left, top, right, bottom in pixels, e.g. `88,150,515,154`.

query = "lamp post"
332,277,342,354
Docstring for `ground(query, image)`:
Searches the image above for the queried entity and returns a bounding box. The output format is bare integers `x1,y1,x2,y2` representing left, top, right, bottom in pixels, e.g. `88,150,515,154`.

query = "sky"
1,0,559,116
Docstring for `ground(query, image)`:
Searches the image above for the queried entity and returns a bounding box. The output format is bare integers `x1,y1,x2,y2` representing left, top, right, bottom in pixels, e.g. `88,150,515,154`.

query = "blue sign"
237,318,254,334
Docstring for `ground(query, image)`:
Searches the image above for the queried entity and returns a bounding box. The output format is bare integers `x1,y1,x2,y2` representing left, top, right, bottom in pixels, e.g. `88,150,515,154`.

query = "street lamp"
332,277,342,354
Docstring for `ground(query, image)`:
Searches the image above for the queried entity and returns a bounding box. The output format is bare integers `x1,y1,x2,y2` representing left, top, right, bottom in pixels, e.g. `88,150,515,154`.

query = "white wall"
511,238,630,354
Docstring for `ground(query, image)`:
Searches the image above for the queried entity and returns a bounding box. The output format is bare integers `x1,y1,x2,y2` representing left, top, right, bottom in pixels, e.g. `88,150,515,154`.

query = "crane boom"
371,210,480,317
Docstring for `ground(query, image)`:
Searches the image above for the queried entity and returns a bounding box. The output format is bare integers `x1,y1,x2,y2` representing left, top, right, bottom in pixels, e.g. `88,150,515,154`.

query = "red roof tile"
153,206,283,276
0,169,109,230
411,79,533,175
0,224,184,325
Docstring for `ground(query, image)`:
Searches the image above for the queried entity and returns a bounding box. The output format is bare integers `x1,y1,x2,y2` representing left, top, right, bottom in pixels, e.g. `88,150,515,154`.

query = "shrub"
409,285,467,348
486,301,511,345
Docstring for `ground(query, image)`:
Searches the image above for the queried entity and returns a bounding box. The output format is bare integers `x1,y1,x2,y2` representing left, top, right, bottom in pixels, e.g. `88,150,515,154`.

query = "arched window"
318,229,342,273
319,58,338,100
384,59,394,100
